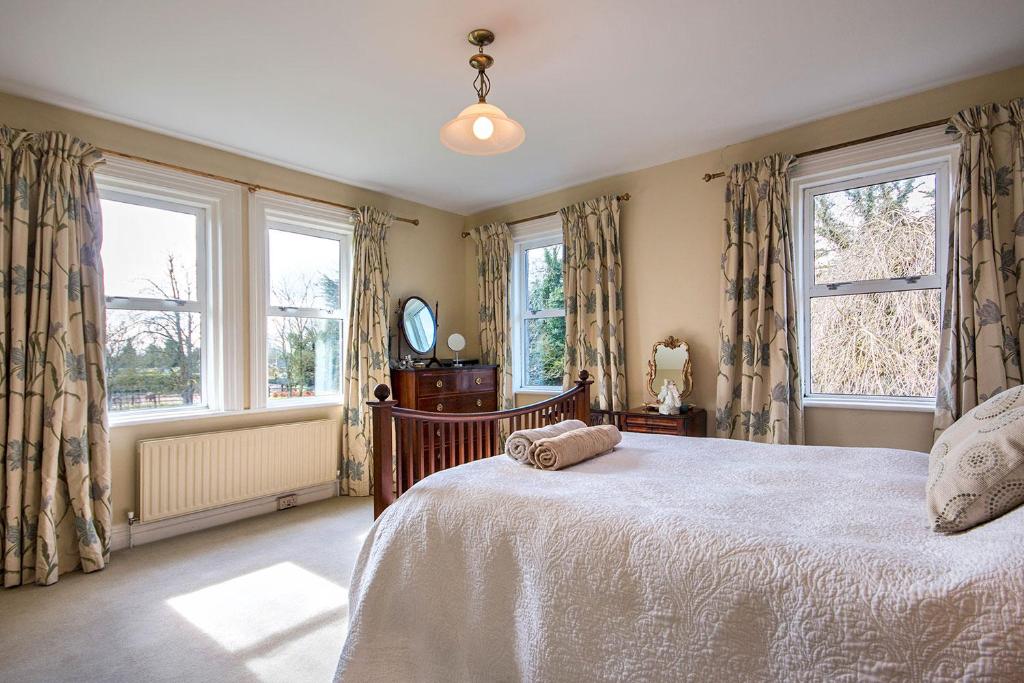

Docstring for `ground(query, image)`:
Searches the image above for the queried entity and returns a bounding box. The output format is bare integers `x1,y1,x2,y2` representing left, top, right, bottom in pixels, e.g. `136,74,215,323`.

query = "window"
266,225,345,402
251,194,351,408
793,129,956,409
102,194,207,412
512,216,566,391
97,158,243,423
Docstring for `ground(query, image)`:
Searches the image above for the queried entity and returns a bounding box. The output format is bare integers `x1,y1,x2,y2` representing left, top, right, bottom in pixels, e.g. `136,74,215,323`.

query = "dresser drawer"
458,393,497,412
416,372,458,397
622,414,681,435
416,394,498,414
417,396,461,413
459,368,496,392
621,410,707,437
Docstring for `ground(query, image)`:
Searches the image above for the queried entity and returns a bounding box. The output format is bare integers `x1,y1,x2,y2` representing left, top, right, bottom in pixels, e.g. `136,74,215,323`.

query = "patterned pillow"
928,385,1024,532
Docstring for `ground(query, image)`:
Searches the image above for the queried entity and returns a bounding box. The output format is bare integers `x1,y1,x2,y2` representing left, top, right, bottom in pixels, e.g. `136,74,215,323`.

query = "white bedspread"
336,433,1024,682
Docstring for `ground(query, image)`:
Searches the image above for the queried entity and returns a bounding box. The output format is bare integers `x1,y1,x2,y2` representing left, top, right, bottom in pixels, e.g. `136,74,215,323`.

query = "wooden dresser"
391,365,498,414
594,407,707,437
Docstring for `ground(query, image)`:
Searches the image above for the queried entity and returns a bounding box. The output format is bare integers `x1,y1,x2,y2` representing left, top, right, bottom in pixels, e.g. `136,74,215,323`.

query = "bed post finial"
574,371,592,425
368,385,397,519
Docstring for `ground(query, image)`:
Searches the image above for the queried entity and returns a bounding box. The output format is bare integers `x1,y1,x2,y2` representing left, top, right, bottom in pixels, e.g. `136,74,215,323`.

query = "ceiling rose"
440,29,525,156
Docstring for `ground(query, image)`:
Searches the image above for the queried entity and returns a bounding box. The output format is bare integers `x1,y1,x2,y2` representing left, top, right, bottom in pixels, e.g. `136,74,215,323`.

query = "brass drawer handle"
436,379,444,388
436,403,444,412
476,399,483,407
475,377,483,385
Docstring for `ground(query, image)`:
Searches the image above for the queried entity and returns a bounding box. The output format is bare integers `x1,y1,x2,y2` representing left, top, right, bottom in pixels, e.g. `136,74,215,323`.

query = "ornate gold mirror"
646,336,693,405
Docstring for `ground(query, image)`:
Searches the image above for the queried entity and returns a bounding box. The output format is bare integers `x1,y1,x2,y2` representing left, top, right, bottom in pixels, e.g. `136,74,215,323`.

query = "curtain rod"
700,118,955,182
460,193,631,238
98,148,420,225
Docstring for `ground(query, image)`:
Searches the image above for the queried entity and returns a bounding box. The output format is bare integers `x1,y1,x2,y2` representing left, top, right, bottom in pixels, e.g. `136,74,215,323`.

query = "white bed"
336,432,1024,681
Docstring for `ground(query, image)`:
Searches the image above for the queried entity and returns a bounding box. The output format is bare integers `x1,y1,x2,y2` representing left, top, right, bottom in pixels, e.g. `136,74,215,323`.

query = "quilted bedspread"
336,432,1024,682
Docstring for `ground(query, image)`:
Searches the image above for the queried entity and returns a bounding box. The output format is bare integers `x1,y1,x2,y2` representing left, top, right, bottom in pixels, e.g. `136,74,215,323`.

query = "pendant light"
440,29,525,156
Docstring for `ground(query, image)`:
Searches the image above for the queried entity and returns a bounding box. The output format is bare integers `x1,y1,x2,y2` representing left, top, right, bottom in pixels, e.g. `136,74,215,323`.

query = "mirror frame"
400,296,437,355
646,335,693,402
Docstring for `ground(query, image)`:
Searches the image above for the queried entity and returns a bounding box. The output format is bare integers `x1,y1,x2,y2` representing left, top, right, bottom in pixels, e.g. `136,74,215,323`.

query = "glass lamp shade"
440,102,525,155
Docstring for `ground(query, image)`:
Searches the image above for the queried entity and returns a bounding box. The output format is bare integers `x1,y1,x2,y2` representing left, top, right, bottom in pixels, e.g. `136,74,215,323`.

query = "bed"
338,375,1024,681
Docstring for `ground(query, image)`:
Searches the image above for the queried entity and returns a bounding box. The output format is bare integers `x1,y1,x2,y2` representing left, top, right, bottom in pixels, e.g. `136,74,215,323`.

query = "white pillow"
928,385,1024,532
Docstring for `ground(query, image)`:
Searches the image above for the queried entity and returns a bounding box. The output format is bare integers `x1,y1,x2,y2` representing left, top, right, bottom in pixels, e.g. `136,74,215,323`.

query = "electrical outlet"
277,494,298,511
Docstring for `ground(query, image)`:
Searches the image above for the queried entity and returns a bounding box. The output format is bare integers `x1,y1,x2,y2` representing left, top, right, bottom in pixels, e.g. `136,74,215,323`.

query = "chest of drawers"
391,365,498,414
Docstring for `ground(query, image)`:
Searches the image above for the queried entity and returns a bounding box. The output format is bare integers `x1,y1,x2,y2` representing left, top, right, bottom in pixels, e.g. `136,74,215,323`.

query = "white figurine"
658,379,683,415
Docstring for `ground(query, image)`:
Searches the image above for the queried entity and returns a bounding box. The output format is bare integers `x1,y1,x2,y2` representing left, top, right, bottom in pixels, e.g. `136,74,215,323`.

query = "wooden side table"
593,407,707,437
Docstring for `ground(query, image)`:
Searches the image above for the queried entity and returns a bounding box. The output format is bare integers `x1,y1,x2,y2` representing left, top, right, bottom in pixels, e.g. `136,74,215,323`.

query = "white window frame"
249,192,353,410
791,127,958,412
511,214,566,394
96,157,244,426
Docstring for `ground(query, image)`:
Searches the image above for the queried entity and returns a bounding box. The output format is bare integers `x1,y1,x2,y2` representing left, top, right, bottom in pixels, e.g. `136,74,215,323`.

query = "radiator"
137,419,339,523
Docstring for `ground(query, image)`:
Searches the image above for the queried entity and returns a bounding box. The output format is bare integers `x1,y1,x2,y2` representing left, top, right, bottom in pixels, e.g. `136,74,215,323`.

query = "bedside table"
619,407,707,437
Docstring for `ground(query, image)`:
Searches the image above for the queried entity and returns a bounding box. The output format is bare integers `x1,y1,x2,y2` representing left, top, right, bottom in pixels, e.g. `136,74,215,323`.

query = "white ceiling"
1,1,1022,214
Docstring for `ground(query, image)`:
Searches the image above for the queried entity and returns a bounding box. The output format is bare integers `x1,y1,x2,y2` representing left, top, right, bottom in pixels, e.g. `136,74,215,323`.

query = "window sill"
263,397,344,411
109,398,344,429
803,396,936,413
110,408,231,428
515,387,562,396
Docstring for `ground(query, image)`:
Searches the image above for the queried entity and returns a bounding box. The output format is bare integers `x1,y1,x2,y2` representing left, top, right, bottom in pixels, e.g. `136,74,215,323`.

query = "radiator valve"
126,511,136,550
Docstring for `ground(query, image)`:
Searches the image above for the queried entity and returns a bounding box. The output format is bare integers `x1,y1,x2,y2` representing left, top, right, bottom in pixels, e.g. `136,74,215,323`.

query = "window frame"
791,127,958,412
249,192,353,410
96,157,244,426
511,214,566,394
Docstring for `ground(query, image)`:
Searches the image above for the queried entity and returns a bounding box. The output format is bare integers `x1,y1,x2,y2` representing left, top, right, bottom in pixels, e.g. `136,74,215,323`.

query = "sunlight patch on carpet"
167,562,347,652
245,609,350,682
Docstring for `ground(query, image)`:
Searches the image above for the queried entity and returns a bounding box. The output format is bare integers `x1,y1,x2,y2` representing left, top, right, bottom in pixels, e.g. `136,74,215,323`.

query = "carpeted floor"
0,496,373,683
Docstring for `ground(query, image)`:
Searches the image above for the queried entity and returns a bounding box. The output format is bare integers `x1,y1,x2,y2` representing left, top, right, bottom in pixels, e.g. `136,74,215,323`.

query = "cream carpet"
0,496,373,683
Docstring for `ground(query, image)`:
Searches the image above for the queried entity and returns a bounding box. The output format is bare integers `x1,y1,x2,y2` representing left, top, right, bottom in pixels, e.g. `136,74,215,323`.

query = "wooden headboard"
367,371,592,518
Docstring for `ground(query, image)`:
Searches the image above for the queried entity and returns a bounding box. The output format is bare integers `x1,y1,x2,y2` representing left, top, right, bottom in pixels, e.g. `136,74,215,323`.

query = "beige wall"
3,64,1022,524
467,65,1024,454
0,91,472,525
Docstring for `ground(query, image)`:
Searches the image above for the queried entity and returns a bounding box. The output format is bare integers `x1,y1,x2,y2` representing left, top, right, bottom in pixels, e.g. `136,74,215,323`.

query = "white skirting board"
109,481,339,551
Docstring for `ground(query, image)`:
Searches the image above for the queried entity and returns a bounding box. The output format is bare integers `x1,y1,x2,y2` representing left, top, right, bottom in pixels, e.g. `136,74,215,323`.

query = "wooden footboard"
368,371,592,518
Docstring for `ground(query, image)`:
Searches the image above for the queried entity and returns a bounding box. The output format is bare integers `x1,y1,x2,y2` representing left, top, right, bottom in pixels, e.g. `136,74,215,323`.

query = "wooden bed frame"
368,371,592,518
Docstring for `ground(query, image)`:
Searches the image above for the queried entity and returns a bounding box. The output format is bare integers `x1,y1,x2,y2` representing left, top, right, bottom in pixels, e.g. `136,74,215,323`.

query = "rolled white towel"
529,424,622,471
505,419,587,464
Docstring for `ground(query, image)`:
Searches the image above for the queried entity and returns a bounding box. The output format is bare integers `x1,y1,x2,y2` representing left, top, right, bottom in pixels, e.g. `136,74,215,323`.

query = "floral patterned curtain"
715,153,803,444
935,99,1023,435
341,207,392,496
560,196,626,410
1,127,111,587
470,223,513,410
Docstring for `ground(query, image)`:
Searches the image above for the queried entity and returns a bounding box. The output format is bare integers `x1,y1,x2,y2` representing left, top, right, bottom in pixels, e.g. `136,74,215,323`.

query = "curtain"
470,222,514,410
341,207,392,496
935,99,1024,435
0,127,111,587
715,153,803,444
561,195,626,410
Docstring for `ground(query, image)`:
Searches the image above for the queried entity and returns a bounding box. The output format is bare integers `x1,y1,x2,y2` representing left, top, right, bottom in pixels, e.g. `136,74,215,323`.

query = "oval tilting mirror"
646,335,693,402
401,297,437,355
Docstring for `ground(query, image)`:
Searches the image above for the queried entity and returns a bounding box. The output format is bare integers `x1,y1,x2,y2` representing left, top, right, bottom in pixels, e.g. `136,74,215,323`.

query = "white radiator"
137,419,339,523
